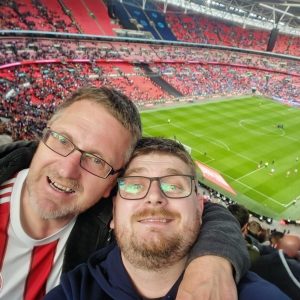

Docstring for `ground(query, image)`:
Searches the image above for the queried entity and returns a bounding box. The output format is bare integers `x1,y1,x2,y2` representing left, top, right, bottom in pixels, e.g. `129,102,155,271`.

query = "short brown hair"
49,86,142,161
128,137,198,177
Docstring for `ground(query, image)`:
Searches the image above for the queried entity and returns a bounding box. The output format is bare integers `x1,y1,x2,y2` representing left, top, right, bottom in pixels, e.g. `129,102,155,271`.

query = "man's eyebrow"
124,167,188,176
165,168,187,175
124,167,146,176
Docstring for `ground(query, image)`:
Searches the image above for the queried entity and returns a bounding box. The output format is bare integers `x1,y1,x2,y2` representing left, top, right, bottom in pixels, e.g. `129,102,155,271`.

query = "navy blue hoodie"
45,243,290,300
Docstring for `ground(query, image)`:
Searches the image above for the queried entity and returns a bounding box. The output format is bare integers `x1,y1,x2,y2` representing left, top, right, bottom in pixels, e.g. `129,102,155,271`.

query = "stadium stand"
62,0,104,35
165,12,269,51
1,36,299,140
2,0,300,55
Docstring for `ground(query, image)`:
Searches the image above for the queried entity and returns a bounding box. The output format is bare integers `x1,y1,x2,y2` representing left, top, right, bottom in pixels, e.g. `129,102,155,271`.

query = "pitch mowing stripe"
141,96,300,219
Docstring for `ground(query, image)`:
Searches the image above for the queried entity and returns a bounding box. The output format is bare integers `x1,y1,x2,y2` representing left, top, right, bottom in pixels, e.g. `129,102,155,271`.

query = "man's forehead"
131,157,176,164
125,154,190,174
129,154,184,165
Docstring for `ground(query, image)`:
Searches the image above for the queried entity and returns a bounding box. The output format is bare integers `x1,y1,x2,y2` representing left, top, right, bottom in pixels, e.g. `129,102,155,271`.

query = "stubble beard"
115,209,202,271
25,174,81,220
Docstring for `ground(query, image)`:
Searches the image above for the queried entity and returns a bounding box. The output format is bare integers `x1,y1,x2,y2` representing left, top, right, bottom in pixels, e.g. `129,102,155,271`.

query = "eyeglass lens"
43,129,113,178
118,175,193,200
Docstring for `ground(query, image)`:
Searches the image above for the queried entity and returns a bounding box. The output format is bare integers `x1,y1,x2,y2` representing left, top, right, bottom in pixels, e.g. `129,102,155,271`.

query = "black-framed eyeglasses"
42,128,122,179
117,175,196,200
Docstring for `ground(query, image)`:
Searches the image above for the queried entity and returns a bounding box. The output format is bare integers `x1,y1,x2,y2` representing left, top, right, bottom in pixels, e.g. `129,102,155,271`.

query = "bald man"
276,235,300,259
251,233,300,298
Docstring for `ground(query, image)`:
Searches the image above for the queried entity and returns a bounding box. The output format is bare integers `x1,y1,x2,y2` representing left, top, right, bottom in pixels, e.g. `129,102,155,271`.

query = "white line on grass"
239,119,285,137
224,173,288,207
206,137,230,151
283,134,298,143
284,195,300,208
170,123,258,164
154,122,259,166
236,167,262,180
205,159,216,164
239,120,299,143
192,148,215,162
145,124,169,129
170,123,231,151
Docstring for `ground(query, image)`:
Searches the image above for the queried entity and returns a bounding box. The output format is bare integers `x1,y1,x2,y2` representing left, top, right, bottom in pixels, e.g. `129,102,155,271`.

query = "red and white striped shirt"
0,169,75,300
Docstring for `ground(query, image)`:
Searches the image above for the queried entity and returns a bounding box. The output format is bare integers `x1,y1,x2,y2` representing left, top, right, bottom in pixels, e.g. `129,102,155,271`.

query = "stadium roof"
155,0,300,35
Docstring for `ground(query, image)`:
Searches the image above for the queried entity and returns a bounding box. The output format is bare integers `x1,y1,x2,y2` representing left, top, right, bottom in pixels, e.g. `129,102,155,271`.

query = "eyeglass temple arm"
110,167,124,176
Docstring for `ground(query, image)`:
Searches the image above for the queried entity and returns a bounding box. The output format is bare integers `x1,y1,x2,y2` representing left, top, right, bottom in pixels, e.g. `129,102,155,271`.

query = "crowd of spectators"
165,11,300,57
0,0,78,32
150,63,299,103
226,203,300,299
1,37,300,139
0,58,170,139
2,0,300,56
2,38,300,75
274,34,300,57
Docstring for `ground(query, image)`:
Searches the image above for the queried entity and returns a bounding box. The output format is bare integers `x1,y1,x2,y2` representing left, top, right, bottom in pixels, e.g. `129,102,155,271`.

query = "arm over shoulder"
189,202,250,282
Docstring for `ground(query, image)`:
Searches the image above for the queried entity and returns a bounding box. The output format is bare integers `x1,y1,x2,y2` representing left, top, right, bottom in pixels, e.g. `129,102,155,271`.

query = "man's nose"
145,180,168,206
57,150,82,178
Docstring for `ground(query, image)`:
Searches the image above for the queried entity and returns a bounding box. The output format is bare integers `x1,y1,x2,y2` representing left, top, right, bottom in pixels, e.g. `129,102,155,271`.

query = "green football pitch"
141,96,300,220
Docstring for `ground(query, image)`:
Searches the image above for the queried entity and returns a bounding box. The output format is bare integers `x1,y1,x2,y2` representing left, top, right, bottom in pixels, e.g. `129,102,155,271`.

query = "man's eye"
122,183,143,194
90,157,102,165
58,136,68,145
52,132,68,144
85,154,105,166
161,183,181,192
93,157,104,165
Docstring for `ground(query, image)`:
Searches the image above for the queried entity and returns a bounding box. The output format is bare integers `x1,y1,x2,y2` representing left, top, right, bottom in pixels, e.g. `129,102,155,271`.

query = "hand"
176,256,237,300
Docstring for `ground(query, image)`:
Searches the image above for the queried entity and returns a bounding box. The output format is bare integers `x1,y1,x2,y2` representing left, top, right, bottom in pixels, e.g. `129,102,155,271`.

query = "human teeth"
49,178,75,193
144,218,167,223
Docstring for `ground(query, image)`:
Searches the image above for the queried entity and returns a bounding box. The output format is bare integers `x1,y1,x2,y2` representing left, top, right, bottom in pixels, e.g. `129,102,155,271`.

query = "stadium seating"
1,36,299,141
1,0,300,56
165,12,269,51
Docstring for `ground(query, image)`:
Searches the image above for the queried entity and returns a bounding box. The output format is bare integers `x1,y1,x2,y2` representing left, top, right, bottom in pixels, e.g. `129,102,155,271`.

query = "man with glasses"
0,87,248,299
45,137,289,300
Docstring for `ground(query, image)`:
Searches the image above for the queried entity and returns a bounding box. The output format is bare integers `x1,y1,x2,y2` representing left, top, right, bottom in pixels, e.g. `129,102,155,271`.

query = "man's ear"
241,224,248,236
196,191,204,212
110,217,115,229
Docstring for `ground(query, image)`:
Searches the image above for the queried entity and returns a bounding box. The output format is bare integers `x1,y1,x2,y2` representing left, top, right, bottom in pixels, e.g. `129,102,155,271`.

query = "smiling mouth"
47,177,75,194
139,218,172,223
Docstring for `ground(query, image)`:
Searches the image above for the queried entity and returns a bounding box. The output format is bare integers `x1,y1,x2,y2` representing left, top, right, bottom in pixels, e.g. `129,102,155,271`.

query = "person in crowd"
269,230,285,246
45,137,289,300
228,204,261,264
0,86,249,300
246,220,269,250
251,233,300,299
227,204,250,235
267,231,299,256
228,204,300,298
